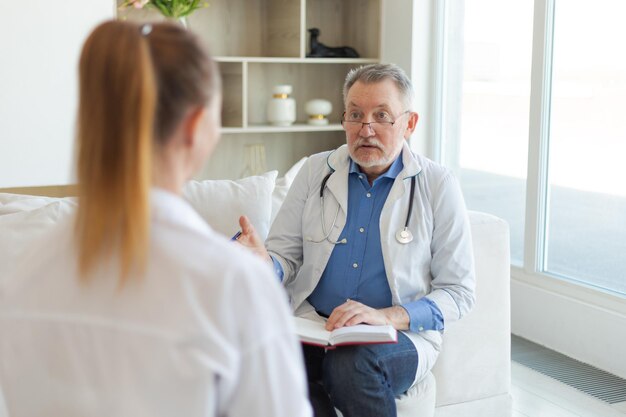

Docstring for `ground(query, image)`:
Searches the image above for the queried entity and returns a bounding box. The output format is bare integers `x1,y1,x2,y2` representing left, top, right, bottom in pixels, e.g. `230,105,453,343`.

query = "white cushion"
183,171,278,240
0,199,77,279
271,157,308,223
0,193,74,216
0,171,278,279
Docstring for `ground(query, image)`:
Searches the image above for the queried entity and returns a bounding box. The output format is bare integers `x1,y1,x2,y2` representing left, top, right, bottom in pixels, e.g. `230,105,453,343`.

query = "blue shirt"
273,157,443,333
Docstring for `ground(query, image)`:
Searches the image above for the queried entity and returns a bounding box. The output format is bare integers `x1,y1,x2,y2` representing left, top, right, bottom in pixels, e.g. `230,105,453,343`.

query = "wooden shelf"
221,123,344,134
216,57,380,64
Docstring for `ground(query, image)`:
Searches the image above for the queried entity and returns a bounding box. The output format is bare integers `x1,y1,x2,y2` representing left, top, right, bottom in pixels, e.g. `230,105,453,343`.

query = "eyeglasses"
341,110,410,132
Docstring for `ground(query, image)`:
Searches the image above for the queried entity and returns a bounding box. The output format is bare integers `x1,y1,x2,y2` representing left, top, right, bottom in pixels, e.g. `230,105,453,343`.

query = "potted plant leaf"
119,0,208,28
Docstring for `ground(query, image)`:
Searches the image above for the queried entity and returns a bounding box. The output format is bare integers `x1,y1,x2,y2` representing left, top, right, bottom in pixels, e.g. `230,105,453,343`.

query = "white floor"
512,362,626,417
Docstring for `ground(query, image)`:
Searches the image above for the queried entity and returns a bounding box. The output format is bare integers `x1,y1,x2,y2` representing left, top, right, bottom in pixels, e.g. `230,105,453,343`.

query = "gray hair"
343,63,415,110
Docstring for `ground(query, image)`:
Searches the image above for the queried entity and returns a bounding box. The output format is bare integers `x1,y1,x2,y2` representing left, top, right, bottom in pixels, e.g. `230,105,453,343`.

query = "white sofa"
432,210,512,416
0,167,512,417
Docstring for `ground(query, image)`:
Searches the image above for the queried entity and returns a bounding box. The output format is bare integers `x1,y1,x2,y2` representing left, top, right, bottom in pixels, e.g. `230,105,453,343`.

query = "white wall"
2,1,428,187
512,270,626,379
0,1,114,188
381,0,432,157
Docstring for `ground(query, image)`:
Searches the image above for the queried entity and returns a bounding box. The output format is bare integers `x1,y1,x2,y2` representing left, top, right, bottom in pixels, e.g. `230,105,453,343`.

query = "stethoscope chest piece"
315,170,418,246
396,227,413,244
395,175,417,245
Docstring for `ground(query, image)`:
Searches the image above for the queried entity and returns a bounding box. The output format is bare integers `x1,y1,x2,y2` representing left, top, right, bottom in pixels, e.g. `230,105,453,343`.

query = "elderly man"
238,63,475,417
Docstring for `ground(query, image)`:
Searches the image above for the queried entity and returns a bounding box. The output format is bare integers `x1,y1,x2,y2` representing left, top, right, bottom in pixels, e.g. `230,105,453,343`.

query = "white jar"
267,85,296,126
305,99,332,126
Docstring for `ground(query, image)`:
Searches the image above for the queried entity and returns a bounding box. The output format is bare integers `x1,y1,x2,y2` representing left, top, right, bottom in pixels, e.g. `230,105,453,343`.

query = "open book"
294,316,398,348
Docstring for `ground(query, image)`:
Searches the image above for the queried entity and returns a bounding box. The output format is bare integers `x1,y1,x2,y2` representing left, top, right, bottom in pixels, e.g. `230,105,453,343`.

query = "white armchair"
394,211,512,417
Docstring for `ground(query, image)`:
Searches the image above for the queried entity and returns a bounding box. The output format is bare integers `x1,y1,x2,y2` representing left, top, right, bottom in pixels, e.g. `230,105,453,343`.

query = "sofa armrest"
432,211,511,406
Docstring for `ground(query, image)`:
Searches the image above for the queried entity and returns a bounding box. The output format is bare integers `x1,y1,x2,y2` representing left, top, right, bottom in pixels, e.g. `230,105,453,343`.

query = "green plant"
120,0,208,19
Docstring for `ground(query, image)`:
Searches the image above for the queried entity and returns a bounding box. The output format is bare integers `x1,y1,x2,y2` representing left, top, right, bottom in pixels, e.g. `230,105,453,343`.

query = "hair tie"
140,24,152,36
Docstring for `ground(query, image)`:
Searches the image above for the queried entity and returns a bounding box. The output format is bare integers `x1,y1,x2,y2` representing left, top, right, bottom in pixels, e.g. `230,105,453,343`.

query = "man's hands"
325,299,410,331
235,215,272,263
234,216,410,331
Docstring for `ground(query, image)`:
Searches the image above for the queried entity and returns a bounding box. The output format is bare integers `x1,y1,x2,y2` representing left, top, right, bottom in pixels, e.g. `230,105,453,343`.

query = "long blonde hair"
75,21,220,283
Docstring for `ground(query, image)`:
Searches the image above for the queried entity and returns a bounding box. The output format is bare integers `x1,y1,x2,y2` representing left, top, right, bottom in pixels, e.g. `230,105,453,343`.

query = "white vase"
267,85,296,126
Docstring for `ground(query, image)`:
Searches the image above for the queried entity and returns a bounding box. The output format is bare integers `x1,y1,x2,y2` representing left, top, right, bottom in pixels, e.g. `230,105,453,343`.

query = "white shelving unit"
119,0,382,179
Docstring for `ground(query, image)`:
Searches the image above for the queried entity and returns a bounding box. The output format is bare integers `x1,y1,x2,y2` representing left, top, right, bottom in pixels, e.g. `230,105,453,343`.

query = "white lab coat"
0,189,311,417
266,142,475,381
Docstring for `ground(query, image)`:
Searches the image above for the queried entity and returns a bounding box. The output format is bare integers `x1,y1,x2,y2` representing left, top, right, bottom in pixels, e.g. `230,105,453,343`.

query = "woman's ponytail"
75,21,155,282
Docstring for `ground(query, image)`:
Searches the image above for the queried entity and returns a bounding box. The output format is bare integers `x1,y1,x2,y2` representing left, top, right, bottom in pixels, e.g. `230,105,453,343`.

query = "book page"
293,316,331,346
294,317,397,347
329,324,397,346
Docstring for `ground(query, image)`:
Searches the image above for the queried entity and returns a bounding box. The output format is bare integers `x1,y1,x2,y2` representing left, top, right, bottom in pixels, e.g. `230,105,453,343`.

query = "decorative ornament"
267,85,296,126
305,99,332,126
306,28,359,58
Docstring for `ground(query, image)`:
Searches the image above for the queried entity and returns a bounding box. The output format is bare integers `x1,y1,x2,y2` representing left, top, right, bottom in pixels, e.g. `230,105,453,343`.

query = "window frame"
433,0,626,310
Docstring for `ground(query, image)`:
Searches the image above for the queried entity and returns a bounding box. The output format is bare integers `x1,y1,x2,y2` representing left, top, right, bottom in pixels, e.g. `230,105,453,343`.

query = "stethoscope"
307,171,417,245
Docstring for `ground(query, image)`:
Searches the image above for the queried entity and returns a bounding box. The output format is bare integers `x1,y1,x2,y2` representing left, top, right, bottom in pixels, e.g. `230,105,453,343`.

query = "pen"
231,231,242,241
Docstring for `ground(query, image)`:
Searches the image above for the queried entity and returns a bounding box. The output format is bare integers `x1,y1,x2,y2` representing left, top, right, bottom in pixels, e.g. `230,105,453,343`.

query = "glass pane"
453,0,534,265
546,0,626,294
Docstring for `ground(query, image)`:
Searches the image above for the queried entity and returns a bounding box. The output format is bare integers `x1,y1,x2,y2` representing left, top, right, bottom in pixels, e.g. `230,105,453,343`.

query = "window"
545,0,626,293
442,0,626,295
443,0,534,265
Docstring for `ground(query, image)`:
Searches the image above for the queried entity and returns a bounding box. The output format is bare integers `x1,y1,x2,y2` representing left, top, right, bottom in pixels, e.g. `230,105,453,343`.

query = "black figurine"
307,28,360,58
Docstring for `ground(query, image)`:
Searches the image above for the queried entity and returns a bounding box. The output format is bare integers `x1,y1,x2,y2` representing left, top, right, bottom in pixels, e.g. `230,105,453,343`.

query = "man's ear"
404,112,419,139
183,106,207,147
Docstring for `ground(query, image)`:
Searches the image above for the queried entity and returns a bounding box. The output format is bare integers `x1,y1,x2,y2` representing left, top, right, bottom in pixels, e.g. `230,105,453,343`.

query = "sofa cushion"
0,171,278,280
0,198,77,280
183,170,278,240
271,157,308,223
0,193,74,216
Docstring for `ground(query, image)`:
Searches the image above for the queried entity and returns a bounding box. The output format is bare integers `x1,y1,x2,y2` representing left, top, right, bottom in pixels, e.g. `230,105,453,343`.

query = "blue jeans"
302,332,418,417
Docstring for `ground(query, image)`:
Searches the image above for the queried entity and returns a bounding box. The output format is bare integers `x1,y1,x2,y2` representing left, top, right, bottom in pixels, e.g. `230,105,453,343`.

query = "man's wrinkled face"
344,80,414,174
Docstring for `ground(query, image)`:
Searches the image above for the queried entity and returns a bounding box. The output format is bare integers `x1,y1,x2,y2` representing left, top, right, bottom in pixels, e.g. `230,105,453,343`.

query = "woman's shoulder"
152,224,293,333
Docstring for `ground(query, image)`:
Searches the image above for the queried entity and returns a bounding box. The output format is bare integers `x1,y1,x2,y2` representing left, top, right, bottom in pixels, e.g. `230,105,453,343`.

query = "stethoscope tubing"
313,170,417,245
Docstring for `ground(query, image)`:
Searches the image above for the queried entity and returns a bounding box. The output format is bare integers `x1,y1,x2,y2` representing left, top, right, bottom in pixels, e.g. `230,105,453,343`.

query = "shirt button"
359,175,363,179
359,227,365,233
366,192,372,198
418,326,424,332
352,263,358,269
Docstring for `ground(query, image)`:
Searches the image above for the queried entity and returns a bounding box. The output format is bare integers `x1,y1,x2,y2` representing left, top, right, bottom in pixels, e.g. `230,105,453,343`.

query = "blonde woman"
0,21,311,417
